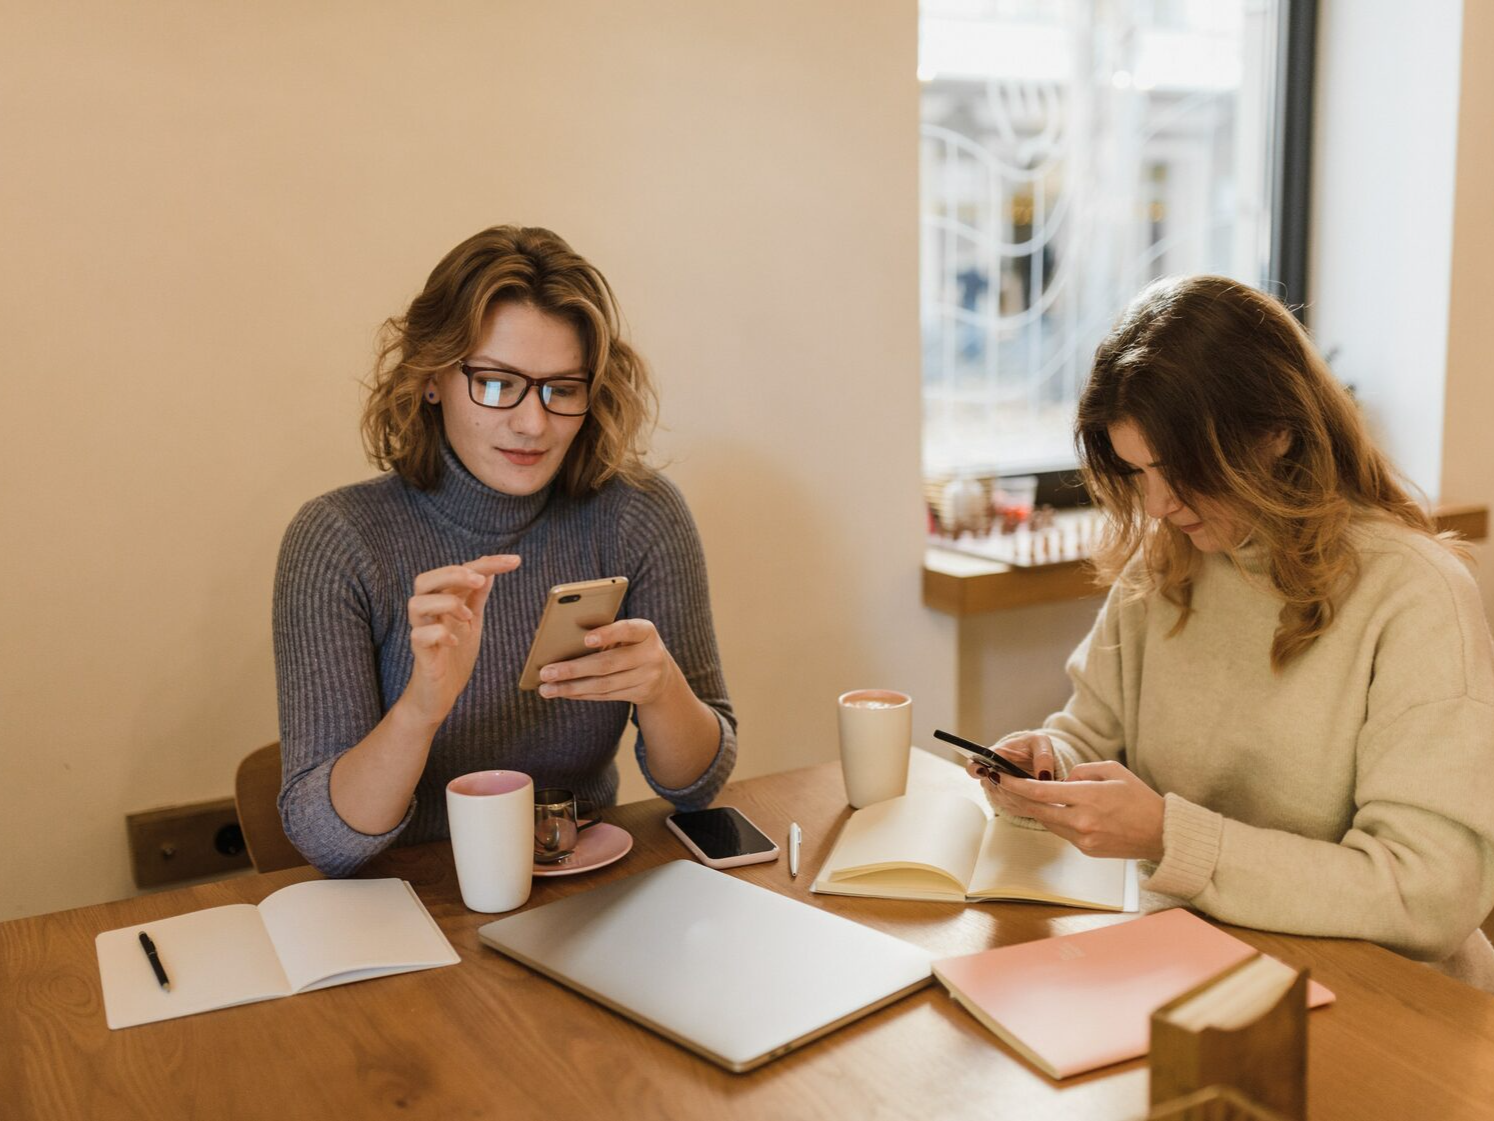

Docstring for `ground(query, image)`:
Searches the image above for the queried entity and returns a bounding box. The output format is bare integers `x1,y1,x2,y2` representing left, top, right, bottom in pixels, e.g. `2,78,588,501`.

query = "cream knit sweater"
1021,514,1494,989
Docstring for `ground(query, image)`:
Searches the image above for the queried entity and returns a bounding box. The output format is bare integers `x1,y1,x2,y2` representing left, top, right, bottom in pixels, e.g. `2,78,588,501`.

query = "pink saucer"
532,822,633,877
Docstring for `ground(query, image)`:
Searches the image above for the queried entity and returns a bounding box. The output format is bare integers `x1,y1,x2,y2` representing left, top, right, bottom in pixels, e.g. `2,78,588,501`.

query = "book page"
1163,954,1299,1031
258,878,459,993
97,904,291,1029
814,868,969,902
819,792,989,893
968,818,1130,909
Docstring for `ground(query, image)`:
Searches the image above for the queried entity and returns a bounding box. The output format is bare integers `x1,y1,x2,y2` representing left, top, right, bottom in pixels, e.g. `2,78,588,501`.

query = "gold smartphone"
517,577,630,691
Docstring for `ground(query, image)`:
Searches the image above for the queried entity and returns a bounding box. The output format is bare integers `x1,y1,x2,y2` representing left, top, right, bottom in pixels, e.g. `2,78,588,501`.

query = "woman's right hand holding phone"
401,555,521,727
965,732,1056,802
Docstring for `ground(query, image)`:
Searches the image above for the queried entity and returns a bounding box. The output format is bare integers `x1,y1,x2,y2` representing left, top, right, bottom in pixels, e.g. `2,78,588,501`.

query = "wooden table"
6,752,1494,1121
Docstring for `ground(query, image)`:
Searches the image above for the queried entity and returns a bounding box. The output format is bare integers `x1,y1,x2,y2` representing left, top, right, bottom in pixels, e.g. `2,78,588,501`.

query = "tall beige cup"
837,689,912,808
446,770,534,913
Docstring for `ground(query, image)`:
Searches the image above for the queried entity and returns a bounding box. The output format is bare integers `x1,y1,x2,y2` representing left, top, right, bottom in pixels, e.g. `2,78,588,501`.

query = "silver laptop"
477,860,932,1072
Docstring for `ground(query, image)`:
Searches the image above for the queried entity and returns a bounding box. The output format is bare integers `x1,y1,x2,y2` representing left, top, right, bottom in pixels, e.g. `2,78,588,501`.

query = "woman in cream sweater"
972,276,1494,989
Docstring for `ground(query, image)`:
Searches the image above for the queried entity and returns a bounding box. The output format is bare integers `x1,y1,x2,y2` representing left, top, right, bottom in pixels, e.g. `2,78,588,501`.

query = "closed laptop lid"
478,860,932,1072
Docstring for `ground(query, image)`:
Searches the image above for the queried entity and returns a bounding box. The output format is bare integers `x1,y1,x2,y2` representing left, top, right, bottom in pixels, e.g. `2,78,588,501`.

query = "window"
920,0,1311,482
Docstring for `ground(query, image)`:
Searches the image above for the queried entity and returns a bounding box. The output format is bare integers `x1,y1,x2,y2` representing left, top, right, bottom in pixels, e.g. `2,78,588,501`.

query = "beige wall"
1309,0,1463,500
1442,0,1494,620
1311,0,1494,619
0,1,957,919
954,599,1095,744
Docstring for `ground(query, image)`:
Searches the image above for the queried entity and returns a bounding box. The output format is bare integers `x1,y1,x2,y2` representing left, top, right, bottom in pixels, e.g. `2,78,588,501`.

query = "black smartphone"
665,806,779,869
932,729,1033,780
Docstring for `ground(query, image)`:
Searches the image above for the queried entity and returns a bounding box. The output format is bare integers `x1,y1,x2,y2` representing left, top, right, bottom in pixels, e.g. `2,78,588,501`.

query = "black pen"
138,930,170,992
932,729,1033,780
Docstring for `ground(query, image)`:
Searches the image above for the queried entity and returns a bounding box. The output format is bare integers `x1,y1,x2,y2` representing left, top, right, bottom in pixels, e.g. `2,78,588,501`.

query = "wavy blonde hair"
1077,275,1441,670
362,225,657,495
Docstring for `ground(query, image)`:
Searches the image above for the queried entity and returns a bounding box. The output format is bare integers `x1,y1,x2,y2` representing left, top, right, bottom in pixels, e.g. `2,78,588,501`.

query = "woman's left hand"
537,618,684,707
985,760,1166,862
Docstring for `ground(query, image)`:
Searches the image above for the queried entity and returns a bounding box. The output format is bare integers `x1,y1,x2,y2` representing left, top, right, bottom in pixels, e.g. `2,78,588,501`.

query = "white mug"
446,770,534,913
837,689,913,808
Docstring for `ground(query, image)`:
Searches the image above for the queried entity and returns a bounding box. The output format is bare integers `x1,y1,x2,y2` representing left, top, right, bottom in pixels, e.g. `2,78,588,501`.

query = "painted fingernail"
1039,770,1053,781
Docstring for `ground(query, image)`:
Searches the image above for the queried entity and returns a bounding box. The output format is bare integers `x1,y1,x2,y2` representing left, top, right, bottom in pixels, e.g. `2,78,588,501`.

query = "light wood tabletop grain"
5,750,1493,1121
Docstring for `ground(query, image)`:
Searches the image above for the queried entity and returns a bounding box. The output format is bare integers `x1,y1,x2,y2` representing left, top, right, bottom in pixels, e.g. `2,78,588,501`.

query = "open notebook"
96,878,459,1029
812,791,1138,911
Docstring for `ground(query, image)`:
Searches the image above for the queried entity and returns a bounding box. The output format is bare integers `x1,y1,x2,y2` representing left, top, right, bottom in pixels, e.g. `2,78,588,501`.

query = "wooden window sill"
924,503,1489,616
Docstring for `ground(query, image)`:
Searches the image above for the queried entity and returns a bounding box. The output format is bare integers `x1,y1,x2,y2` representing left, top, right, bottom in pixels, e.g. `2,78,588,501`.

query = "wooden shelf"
923,551,1102,615
925,504,1489,616
1435,503,1489,540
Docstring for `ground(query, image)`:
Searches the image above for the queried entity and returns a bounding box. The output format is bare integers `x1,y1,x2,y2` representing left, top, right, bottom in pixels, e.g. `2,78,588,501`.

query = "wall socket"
126,797,252,888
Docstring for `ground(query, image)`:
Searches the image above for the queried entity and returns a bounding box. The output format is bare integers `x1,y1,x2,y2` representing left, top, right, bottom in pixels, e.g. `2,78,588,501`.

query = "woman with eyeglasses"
273,226,735,876
967,276,1494,990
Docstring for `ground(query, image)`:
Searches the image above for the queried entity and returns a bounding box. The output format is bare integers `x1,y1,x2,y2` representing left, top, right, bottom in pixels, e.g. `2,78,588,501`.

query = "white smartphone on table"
666,807,780,870
517,577,629,691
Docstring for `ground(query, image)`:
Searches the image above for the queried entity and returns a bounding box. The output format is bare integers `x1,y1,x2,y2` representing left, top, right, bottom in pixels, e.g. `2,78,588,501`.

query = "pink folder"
932,908,1335,1079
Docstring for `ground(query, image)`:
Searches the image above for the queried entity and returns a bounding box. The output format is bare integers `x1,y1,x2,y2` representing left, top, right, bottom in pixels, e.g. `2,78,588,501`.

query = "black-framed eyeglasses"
457,362,593,416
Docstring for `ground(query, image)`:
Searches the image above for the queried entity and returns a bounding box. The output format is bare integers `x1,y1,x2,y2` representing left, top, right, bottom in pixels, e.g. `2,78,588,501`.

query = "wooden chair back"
234,742,307,873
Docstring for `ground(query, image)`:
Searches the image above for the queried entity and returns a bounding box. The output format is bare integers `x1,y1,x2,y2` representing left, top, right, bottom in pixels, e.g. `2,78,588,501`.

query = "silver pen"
788,822,802,879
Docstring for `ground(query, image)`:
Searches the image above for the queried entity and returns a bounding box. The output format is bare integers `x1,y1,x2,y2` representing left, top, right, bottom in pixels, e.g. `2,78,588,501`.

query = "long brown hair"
362,225,658,495
1077,275,1437,669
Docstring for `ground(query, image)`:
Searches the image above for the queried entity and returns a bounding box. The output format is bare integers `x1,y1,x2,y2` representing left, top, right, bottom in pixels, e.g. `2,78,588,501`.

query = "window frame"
1270,0,1319,319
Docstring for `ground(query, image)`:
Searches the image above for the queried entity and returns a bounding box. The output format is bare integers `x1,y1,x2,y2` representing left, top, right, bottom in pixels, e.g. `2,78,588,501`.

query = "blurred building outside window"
921,0,1291,525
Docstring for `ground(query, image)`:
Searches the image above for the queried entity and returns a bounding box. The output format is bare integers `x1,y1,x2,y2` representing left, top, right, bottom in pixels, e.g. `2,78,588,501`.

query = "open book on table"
811,791,1138,911
96,878,459,1029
